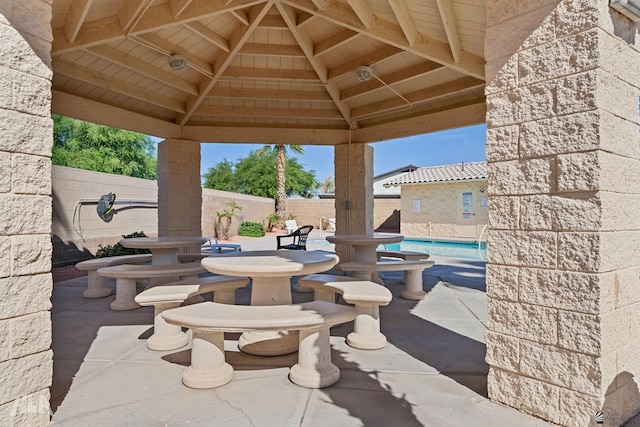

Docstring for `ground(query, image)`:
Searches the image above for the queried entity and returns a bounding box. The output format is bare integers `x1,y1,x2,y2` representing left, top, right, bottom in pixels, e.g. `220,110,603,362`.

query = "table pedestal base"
238,330,299,356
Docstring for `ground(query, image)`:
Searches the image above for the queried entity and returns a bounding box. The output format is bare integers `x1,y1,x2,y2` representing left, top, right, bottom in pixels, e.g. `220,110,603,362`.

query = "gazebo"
2,1,640,425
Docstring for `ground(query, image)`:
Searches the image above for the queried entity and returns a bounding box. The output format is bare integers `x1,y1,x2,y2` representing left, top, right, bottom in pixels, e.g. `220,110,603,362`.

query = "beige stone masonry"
158,139,202,237
0,3,54,426
485,1,640,425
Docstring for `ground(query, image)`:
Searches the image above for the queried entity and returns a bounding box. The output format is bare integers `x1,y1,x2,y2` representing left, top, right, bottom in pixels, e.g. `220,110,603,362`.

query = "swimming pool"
308,238,487,261
383,239,486,261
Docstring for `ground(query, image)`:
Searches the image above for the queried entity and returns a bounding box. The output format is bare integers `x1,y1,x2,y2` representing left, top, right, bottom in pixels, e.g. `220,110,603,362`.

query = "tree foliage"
52,114,157,179
203,149,318,200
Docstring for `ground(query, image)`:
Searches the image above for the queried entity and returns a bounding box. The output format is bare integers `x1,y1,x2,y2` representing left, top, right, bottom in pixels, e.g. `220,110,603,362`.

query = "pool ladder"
478,225,488,260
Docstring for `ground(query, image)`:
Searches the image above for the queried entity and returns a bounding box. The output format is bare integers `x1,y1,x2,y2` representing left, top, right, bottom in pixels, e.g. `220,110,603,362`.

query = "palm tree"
257,144,304,228
215,201,243,240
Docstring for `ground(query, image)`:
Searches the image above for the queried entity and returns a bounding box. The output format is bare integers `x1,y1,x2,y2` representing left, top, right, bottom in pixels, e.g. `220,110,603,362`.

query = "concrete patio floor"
50,233,554,426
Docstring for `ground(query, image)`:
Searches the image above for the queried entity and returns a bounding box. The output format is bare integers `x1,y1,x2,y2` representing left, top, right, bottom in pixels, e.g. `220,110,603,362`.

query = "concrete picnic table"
201,250,339,356
326,233,404,284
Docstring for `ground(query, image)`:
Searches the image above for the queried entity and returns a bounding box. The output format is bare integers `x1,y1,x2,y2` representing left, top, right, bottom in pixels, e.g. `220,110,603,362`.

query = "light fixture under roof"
168,54,187,71
355,65,373,82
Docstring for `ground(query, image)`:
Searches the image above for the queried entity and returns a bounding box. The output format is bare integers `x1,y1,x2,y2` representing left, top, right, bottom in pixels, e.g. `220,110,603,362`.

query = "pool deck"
50,232,556,426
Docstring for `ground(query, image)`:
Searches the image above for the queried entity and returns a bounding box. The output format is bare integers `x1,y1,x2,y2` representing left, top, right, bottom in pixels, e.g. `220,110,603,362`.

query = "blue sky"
196,123,486,181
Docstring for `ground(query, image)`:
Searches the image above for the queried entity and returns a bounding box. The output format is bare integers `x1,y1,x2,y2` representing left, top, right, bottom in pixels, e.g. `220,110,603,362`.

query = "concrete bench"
339,260,435,300
177,253,210,263
134,276,250,351
97,263,206,311
376,250,430,282
161,301,358,389
75,254,153,298
298,274,392,350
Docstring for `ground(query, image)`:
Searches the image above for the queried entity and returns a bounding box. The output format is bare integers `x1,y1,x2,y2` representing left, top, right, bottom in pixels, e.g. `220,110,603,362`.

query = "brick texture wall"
0,2,54,424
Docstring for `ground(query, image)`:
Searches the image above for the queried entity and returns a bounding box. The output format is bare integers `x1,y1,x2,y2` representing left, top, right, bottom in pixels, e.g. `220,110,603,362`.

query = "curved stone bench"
339,260,435,300
161,301,358,389
75,254,153,298
376,250,430,283
98,263,206,311
134,276,250,351
298,274,392,350
177,253,210,263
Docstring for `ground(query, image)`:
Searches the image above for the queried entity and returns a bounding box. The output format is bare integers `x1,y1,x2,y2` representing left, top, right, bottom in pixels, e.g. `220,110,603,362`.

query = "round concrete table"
201,250,339,356
120,236,208,265
326,233,404,284
120,236,208,285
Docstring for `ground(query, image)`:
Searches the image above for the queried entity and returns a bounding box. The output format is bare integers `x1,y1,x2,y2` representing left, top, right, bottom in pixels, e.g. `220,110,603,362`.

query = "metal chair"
276,225,314,250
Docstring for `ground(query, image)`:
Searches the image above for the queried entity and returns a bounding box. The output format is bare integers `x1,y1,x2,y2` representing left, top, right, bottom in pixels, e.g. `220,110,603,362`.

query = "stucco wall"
51,166,275,266
400,180,488,239
0,1,54,424
286,197,400,232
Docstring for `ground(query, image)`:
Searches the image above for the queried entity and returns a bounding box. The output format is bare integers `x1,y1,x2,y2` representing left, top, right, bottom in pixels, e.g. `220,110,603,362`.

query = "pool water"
308,238,487,261
383,239,486,261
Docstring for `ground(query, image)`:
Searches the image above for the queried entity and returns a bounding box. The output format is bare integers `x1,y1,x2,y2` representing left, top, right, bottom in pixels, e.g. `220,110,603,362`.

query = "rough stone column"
485,1,640,425
0,1,54,425
157,139,202,237
334,143,374,261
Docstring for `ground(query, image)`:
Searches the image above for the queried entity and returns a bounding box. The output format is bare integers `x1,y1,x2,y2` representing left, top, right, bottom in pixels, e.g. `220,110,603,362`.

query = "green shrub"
95,231,151,258
238,221,265,237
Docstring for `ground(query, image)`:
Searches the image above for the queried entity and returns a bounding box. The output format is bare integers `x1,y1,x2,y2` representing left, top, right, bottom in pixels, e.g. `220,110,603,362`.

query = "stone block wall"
202,188,274,238
400,181,488,239
51,166,158,265
51,166,274,265
286,197,400,232
485,1,640,425
0,1,54,425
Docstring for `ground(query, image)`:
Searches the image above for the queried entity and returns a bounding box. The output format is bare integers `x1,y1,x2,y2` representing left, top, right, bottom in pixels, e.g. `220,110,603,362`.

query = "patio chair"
284,219,298,234
276,225,314,250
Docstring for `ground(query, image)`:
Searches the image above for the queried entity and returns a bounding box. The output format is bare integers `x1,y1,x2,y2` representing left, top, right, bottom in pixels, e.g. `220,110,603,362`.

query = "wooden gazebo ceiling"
50,0,487,145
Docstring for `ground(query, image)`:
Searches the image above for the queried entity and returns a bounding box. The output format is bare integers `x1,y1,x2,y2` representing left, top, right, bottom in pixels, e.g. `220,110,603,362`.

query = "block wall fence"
0,2,54,424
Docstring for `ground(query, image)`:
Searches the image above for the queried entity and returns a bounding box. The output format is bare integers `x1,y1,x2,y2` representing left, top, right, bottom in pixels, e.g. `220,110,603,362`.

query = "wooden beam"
178,2,274,125
435,0,462,63
183,124,348,145
340,61,443,100
117,0,153,32
276,2,352,125
346,0,375,28
207,87,333,101
310,0,327,10
387,0,418,45
195,105,344,120
169,0,194,17
63,0,94,43
314,29,358,56
231,9,250,25
52,0,264,54
53,59,187,113
133,33,215,76
86,45,200,95
327,45,403,82
353,101,486,143
282,0,485,80
351,76,484,119
52,90,183,139
186,21,230,52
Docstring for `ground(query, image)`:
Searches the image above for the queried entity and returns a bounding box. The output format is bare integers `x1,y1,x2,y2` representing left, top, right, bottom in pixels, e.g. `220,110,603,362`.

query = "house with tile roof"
384,161,488,240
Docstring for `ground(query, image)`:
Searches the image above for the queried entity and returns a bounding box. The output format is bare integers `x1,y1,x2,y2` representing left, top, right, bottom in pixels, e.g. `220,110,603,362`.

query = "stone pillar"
334,143,374,261
157,139,202,237
485,1,640,426
0,2,54,425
